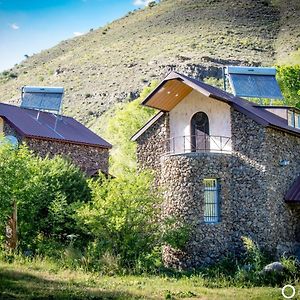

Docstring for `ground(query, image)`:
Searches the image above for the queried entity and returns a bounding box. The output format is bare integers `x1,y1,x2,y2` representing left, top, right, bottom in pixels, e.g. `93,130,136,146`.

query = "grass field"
0,260,288,300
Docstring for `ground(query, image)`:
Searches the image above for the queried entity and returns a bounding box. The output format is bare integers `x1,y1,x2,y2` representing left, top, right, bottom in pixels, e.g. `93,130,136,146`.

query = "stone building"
132,71,300,269
0,102,111,175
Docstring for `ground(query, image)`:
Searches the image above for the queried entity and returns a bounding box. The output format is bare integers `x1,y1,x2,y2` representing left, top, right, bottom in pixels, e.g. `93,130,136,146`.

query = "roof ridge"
138,71,300,137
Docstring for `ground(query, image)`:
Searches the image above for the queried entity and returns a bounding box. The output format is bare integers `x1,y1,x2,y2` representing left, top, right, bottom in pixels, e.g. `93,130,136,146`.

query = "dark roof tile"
0,103,111,148
285,176,300,203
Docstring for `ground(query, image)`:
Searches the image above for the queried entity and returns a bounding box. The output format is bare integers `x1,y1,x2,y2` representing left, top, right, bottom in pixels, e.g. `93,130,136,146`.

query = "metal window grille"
203,179,220,223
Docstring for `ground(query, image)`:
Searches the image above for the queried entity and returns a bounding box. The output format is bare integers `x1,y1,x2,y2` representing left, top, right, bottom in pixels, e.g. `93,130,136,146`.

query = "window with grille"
203,179,220,223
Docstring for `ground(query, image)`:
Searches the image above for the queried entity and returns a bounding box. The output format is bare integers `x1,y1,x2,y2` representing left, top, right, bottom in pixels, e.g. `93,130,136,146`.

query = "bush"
75,171,163,271
0,143,91,253
194,237,300,288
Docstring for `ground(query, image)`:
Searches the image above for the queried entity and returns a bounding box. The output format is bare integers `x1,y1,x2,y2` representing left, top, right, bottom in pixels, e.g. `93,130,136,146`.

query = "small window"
295,113,300,129
288,110,295,127
203,179,220,223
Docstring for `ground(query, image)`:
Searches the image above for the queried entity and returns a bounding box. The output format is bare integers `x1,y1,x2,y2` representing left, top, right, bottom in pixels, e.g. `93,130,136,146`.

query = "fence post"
173,137,175,154
220,136,223,152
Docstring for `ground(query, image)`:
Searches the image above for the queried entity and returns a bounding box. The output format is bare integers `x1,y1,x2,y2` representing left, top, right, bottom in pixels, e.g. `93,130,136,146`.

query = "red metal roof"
285,176,300,203
0,103,112,148
141,71,300,137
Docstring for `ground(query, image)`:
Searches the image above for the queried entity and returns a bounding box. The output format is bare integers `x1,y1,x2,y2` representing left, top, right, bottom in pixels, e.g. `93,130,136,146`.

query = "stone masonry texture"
3,121,109,175
136,109,300,269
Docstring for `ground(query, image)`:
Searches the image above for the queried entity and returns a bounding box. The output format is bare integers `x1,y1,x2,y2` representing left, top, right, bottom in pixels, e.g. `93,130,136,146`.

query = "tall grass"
1,236,299,288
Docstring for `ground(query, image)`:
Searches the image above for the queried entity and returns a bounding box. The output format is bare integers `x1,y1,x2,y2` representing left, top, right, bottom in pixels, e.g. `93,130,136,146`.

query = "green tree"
0,143,91,252
95,82,157,175
277,65,300,108
0,143,32,246
76,171,162,269
18,155,91,250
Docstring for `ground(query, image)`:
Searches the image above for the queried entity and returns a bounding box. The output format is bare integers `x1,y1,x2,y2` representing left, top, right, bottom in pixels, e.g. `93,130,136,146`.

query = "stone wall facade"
3,120,109,175
25,138,109,175
136,113,170,179
135,108,300,269
3,121,23,143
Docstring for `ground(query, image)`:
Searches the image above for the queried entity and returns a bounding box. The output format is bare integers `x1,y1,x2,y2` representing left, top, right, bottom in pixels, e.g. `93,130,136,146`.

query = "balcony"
166,134,232,155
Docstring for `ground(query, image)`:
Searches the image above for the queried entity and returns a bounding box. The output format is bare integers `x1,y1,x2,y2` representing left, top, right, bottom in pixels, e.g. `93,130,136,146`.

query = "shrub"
0,143,32,244
241,236,266,272
0,143,91,253
75,171,163,271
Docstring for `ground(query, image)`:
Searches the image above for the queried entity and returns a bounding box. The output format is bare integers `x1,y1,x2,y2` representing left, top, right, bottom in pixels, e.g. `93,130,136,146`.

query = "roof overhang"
134,71,300,140
285,176,300,203
142,72,214,111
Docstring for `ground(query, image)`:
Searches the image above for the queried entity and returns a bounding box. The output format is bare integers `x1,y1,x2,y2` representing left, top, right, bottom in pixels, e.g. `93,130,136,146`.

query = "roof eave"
267,124,300,138
24,135,112,149
0,116,27,137
131,111,164,141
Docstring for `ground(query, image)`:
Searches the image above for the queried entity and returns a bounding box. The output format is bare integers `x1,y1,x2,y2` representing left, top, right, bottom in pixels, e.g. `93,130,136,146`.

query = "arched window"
190,112,209,152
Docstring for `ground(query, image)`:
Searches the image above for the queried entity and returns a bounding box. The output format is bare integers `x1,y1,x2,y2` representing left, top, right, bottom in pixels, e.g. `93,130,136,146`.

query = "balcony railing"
166,134,232,155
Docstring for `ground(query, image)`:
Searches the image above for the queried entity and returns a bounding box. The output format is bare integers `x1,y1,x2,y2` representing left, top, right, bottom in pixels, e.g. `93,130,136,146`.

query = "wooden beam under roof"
144,79,193,111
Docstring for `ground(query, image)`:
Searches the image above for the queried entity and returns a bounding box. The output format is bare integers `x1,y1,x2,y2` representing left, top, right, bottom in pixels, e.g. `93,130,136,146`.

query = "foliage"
0,143,32,245
199,237,300,288
0,139,190,274
75,171,163,271
95,82,157,175
20,155,91,251
241,236,266,272
161,217,191,251
0,143,91,252
277,65,300,107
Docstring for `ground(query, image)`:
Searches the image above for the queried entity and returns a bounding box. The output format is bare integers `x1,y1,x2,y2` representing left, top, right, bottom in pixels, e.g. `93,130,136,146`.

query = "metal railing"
166,134,232,155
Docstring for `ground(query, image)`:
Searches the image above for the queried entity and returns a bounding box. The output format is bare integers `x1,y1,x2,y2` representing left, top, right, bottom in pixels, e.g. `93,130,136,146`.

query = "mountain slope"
0,0,299,127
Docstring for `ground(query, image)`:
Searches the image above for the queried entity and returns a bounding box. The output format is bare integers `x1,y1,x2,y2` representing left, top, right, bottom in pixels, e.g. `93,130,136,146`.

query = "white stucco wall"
265,108,287,120
169,90,232,153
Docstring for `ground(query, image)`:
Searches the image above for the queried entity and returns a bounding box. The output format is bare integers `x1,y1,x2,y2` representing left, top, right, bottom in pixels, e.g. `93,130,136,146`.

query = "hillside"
0,0,299,128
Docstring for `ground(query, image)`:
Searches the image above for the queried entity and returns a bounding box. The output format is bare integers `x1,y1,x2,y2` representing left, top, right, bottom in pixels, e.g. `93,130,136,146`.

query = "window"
203,179,220,223
296,113,300,129
288,110,295,127
190,112,210,152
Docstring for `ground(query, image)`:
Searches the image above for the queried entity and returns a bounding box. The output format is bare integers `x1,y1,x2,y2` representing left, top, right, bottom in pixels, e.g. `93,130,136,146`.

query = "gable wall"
162,108,271,268
136,112,169,179
162,109,300,268
169,90,232,153
265,108,288,120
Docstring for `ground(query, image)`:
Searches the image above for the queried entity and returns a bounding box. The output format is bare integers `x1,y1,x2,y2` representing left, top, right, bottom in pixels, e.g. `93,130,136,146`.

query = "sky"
0,0,154,72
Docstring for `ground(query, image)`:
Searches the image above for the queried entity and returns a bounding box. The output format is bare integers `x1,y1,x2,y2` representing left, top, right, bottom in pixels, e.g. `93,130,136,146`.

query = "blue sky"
0,0,153,71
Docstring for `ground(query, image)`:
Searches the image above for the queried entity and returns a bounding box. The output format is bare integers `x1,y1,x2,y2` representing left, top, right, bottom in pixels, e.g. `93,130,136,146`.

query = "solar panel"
225,66,283,99
21,86,64,113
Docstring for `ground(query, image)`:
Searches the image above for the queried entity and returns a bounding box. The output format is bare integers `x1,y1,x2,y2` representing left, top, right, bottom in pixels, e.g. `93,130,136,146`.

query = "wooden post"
6,200,18,250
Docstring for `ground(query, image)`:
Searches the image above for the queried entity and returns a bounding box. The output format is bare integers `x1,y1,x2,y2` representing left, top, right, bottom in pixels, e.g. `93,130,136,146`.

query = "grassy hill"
0,0,299,128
